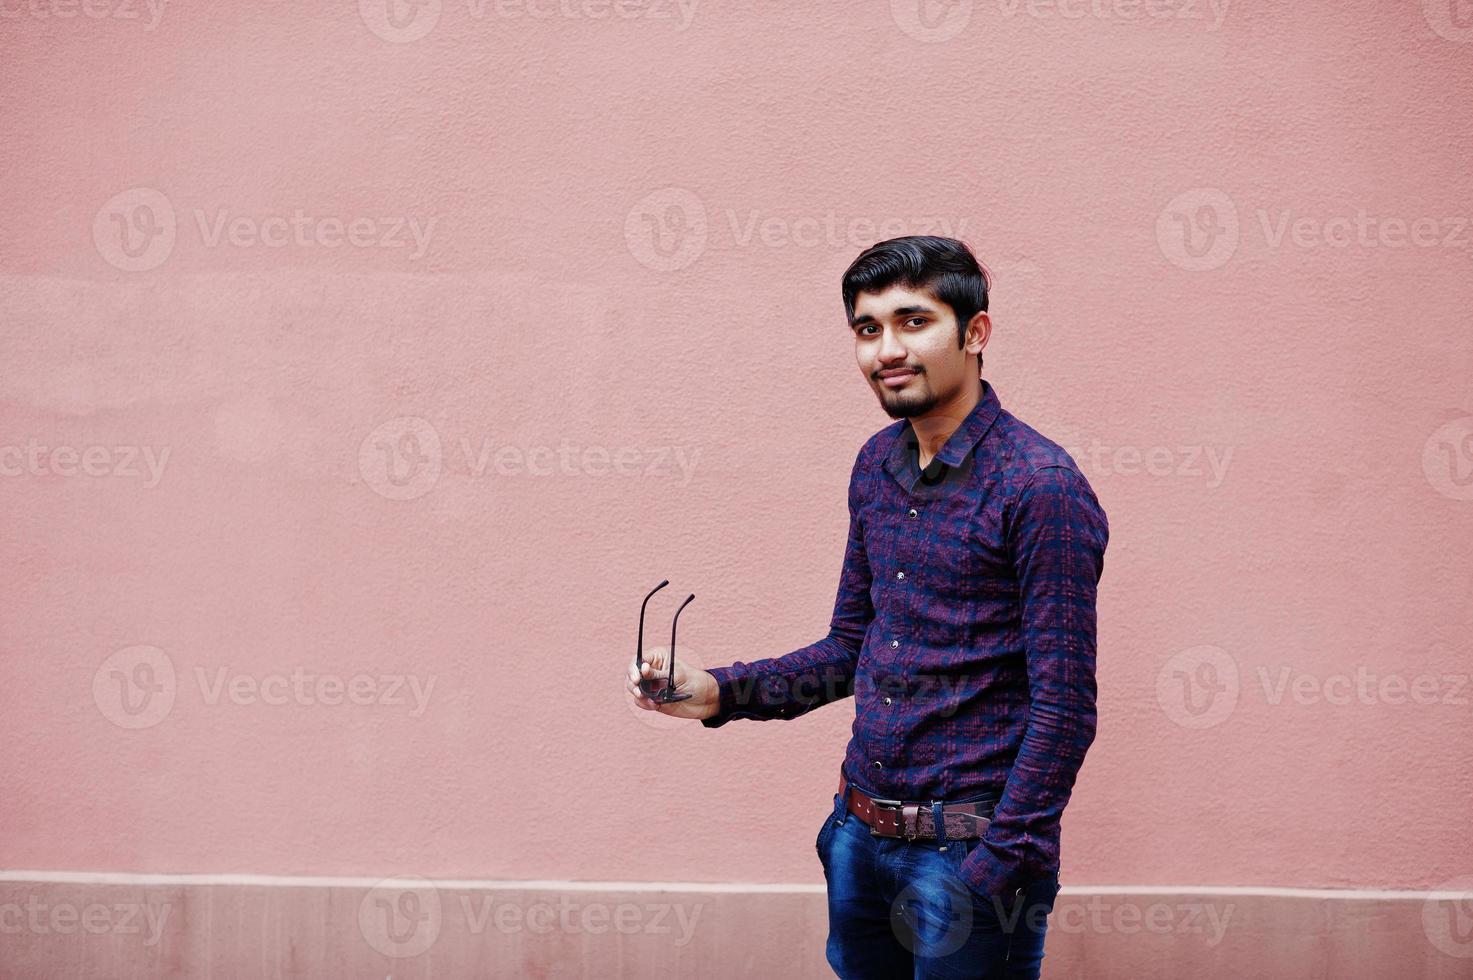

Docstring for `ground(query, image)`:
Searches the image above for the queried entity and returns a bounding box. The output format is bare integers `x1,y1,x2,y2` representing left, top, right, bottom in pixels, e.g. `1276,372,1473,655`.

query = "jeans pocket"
815,794,841,862
971,874,1060,935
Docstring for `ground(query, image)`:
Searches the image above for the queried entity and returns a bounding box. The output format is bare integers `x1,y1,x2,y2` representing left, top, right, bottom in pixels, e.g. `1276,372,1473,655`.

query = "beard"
875,372,940,419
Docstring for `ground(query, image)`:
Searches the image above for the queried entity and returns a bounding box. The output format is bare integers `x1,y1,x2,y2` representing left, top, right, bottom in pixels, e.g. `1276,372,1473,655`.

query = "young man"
626,236,1109,979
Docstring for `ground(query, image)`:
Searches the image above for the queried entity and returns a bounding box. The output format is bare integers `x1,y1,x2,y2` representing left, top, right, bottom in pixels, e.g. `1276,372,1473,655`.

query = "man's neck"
910,377,982,470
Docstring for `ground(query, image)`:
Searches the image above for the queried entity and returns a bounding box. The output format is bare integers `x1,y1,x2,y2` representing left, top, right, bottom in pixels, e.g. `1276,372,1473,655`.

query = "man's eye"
906,317,927,327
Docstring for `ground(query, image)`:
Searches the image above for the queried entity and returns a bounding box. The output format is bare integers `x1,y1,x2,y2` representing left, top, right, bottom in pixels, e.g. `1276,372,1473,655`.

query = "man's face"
850,283,979,420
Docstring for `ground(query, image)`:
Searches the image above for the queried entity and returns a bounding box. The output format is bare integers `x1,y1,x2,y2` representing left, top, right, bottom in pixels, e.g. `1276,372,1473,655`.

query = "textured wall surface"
2,0,1470,919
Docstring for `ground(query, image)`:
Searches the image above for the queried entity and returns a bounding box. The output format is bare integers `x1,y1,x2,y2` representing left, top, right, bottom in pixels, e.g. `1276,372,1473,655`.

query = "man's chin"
877,388,936,419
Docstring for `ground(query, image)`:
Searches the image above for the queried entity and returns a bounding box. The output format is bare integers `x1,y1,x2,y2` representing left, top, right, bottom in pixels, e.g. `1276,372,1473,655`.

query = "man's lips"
879,368,918,388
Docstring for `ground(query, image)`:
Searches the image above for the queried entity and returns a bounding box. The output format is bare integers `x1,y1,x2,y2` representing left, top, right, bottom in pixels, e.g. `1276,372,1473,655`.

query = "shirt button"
883,696,892,705
896,571,906,581
907,508,918,518
872,760,883,770
890,639,899,648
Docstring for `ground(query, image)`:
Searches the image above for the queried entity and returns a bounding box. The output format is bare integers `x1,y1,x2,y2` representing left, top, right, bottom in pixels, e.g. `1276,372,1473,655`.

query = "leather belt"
838,771,996,841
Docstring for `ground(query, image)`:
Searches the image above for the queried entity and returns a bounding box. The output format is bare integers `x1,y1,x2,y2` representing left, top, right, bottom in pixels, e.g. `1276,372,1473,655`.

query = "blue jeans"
815,792,1060,979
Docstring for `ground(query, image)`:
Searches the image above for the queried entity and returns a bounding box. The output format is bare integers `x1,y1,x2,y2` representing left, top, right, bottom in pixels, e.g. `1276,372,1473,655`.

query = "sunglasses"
634,579,694,703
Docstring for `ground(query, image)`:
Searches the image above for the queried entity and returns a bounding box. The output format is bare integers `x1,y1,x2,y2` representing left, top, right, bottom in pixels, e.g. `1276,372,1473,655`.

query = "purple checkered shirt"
701,377,1109,900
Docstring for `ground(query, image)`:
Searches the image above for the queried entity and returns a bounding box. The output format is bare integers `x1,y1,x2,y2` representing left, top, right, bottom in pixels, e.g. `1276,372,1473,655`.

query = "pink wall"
2,0,1470,908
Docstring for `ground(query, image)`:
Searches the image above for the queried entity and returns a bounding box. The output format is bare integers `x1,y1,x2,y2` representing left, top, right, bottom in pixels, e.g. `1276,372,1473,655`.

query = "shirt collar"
884,377,1002,488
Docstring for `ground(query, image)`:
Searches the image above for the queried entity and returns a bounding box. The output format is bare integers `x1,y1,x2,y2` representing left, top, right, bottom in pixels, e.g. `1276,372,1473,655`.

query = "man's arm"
701,453,875,727
956,464,1109,898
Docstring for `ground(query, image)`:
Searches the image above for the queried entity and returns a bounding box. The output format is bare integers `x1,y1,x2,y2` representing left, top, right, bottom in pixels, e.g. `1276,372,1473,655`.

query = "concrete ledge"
1,873,1470,979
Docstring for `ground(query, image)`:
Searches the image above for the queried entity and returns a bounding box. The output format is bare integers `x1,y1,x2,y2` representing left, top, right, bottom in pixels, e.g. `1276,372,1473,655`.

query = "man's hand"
626,649,719,720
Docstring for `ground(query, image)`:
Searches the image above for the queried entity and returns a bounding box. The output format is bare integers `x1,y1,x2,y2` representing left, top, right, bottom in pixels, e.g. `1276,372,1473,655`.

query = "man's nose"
878,327,908,363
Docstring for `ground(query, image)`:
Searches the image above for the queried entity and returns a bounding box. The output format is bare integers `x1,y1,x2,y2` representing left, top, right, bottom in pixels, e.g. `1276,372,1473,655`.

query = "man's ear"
964,310,992,358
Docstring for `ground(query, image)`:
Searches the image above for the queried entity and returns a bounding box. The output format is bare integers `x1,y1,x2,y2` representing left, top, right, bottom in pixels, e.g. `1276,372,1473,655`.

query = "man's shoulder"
856,420,907,466
838,421,907,479
991,409,1092,492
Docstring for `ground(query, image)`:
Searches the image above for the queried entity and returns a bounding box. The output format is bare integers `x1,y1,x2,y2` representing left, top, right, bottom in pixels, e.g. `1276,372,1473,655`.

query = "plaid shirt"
701,377,1109,899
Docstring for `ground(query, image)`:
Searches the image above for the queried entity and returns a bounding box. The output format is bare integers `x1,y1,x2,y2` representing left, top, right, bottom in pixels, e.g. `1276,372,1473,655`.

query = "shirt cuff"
699,665,754,728
957,839,1026,901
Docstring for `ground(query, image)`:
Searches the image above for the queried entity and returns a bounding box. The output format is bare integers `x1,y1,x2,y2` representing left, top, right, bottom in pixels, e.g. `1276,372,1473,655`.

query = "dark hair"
841,236,991,348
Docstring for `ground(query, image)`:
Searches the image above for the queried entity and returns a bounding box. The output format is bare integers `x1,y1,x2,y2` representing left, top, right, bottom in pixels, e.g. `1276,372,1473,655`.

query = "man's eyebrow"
850,305,936,327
